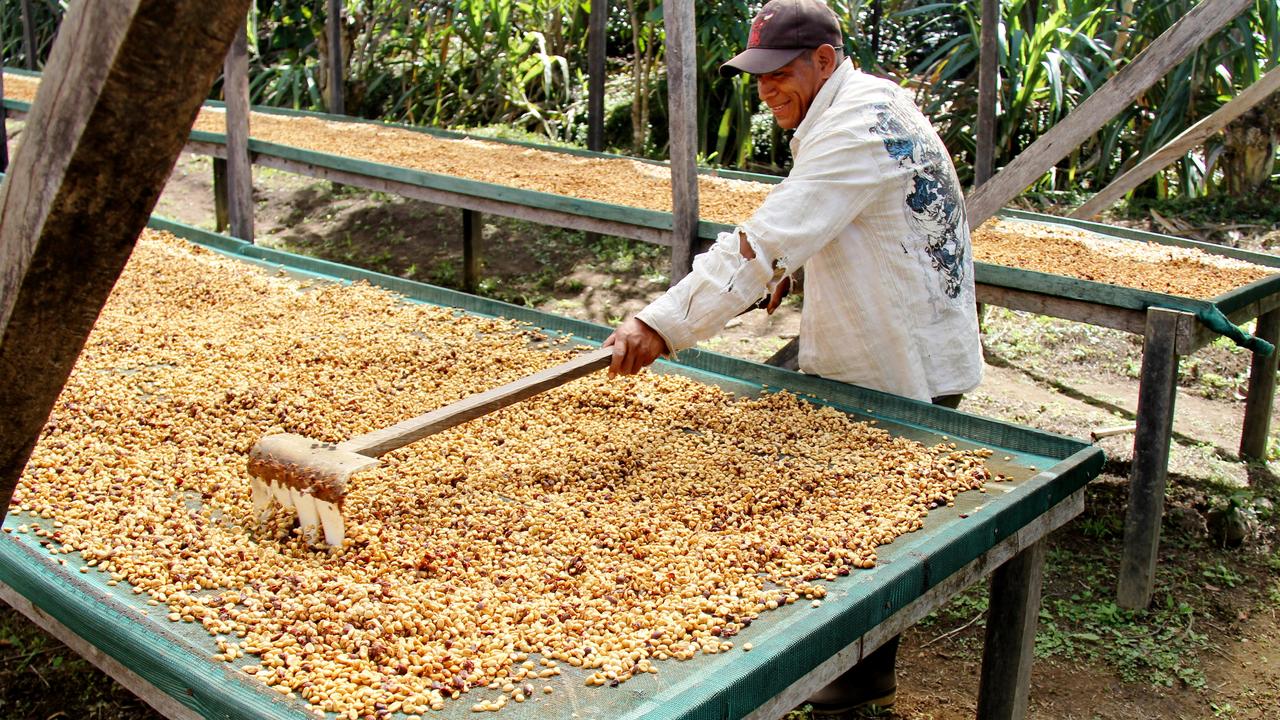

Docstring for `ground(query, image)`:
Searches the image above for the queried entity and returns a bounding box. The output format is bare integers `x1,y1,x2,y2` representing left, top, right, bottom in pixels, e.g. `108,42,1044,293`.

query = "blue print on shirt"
870,104,966,300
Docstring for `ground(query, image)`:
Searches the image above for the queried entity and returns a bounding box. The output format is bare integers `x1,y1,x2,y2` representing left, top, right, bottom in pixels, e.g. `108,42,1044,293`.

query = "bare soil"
2,151,1277,720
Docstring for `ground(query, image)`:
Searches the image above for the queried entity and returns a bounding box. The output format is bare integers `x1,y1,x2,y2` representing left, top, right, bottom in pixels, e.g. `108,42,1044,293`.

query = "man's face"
756,48,834,130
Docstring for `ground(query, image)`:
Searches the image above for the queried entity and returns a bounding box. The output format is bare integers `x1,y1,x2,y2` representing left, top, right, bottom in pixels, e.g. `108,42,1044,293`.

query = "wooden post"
213,157,230,233
588,0,607,152
664,0,697,284
965,0,1254,228
20,0,37,69
1071,65,1280,219
1240,310,1280,460
976,538,1046,720
1117,308,1184,609
0,0,253,522
462,208,482,293
974,0,998,187
327,0,345,115
224,20,254,242
765,337,800,371
0,69,8,173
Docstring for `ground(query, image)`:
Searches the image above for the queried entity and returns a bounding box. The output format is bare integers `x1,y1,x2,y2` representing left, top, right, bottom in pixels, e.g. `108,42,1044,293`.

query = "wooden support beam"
973,0,998,187
0,0,253,520
1240,309,1280,460
213,157,230,233
1118,307,1185,609
588,0,607,152
224,20,254,241
965,0,1254,228
976,538,1047,720
327,0,345,115
462,208,482,293
1071,65,1280,219
0,70,8,173
212,156,230,229
20,0,37,70
664,0,697,284
765,337,800,371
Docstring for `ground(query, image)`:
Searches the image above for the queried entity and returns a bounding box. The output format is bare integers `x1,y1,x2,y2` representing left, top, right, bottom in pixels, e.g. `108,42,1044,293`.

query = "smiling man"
605,0,980,407
603,0,982,713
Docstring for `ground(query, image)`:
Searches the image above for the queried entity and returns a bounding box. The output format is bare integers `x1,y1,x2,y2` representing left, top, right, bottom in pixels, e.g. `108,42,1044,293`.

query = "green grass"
914,472,1280,697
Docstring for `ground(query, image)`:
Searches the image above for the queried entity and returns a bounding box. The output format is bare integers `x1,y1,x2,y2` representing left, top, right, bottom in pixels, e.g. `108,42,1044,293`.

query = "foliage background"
4,0,1278,202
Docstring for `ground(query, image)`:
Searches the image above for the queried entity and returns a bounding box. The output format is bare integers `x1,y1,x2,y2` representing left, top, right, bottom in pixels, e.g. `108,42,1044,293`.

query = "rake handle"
339,347,614,458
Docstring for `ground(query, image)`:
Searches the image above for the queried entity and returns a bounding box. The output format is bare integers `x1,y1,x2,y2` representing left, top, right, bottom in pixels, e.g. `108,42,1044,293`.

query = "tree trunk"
1220,93,1280,196
0,0,253,519
627,0,656,155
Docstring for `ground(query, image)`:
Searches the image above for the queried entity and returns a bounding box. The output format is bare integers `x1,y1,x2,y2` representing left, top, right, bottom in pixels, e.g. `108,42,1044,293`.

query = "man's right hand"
603,317,668,377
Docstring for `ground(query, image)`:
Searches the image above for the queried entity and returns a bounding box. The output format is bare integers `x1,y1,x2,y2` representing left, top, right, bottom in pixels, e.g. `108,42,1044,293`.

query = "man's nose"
757,77,774,99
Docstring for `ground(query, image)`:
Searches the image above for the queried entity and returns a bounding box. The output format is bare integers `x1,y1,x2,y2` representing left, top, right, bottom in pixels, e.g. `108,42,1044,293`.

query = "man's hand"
766,275,792,314
603,318,668,377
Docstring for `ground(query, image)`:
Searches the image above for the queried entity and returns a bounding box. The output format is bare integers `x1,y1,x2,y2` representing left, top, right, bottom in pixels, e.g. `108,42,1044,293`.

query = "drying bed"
0,217,1103,719
3,66,1276,334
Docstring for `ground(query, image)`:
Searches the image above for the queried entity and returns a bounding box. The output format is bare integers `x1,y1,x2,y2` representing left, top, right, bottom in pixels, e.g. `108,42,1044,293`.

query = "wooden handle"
340,347,614,458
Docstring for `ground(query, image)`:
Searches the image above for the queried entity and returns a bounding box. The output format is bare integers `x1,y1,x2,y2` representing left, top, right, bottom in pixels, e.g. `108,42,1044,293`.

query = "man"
604,0,983,713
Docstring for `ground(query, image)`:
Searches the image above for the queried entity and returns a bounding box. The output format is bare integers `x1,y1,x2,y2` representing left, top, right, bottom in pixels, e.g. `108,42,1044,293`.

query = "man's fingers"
608,342,626,377
767,276,791,314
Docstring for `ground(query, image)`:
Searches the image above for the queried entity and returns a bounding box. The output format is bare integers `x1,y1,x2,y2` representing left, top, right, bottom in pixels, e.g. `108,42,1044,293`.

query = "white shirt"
636,59,982,402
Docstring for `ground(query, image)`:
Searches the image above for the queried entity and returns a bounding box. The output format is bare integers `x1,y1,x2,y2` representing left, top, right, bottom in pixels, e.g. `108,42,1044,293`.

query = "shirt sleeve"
635,126,887,354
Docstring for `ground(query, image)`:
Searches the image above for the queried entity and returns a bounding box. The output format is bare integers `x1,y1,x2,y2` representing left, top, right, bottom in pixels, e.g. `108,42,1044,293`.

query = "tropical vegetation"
4,1,1278,202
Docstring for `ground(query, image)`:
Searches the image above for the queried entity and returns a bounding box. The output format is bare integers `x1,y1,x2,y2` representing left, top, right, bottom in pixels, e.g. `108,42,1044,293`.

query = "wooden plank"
254,152,674,246
0,69,8,172
1177,290,1280,354
0,582,202,720
976,538,1046,719
975,284,1148,335
744,490,1085,720
20,0,37,70
327,0,344,115
0,0,254,517
764,337,800,371
462,208,482,293
186,137,228,159
213,156,229,232
224,19,254,242
664,0,698,284
965,0,1254,228
588,0,607,152
1118,308,1184,609
1072,65,1280,219
1240,309,1280,460
974,0,998,187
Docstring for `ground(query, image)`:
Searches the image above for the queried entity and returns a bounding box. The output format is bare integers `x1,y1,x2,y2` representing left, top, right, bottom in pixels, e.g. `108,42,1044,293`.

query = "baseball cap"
720,0,843,78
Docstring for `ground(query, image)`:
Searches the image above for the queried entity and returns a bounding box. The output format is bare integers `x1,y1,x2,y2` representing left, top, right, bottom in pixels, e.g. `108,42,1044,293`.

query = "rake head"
246,433,380,547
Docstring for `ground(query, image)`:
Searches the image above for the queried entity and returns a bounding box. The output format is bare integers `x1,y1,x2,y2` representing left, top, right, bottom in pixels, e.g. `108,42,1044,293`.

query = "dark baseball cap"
720,0,843,78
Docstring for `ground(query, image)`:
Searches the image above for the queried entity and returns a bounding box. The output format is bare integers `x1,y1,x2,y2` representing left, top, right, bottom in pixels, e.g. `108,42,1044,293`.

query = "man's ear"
815,44,838,79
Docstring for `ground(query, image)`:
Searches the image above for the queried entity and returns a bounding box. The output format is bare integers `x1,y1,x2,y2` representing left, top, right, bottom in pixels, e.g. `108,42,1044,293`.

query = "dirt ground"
1,151,1277,719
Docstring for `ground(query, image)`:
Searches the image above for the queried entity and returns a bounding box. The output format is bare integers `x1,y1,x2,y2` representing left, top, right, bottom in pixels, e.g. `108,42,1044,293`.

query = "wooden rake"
246,347,613,546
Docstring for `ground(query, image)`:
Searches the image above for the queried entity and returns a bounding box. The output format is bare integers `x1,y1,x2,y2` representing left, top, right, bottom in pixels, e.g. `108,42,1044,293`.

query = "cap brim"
719,47,807,78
